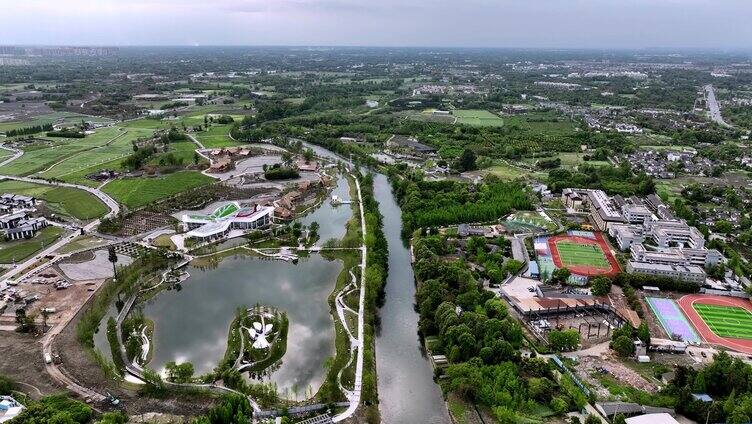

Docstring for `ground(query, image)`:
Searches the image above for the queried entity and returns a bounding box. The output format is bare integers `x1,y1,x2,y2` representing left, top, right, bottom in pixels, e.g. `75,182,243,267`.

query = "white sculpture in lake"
248,314,274,349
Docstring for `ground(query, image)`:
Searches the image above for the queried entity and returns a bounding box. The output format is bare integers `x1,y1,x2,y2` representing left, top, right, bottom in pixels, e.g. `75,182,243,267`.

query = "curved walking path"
332,175,367,423
115,291,262,413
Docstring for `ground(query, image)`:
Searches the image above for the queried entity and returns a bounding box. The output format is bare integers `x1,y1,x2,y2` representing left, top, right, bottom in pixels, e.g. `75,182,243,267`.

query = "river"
373,174,449,423
301,141,449,423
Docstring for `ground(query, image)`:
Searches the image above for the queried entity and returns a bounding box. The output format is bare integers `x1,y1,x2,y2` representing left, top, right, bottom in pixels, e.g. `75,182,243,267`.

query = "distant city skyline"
1,0,751,49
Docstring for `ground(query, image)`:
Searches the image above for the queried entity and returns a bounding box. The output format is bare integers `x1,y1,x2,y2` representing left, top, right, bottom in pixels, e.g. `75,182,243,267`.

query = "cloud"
0,0,751,48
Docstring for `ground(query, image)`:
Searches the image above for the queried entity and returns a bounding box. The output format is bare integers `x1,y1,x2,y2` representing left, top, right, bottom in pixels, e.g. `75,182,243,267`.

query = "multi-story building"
626,261,706,284
647,220,705,249
630,244,722,268
587,190,626,231
609,224,645,250
622,204,653,225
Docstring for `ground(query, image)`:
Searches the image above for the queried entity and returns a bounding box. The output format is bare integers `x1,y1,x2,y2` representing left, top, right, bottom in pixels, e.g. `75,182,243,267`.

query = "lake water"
142,254,343,398
297,175,352,243
130,171,353,400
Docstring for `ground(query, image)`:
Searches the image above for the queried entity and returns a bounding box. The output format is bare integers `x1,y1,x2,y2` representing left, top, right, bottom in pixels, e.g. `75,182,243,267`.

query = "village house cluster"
0,194,48,241
206,146,253,173
623,149,717,179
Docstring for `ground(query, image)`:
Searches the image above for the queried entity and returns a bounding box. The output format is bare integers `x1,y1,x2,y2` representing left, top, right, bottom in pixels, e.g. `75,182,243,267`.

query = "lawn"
0,112,111,133
524,152,610,170
37,127,153,181
694,304,752,339
0,126,150,177
507,211,558,232
0,180,108,220
453,109,504,127
102,171,214,209
56,235,111,254
484,161,545,181
0,226,64,264
555,241,610,268
504,111,579,136
195,124,243,148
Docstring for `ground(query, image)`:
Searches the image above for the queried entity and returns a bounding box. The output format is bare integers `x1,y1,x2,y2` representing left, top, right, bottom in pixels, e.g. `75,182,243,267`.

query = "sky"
1,0,751,49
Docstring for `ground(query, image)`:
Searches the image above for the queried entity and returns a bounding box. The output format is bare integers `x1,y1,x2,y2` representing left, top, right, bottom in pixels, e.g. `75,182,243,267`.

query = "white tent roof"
625,413,679,424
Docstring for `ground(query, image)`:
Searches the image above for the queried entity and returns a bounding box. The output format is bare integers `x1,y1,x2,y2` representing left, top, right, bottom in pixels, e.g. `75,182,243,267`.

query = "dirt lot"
553,314,614,348
0,331,60,398
575,354,656,399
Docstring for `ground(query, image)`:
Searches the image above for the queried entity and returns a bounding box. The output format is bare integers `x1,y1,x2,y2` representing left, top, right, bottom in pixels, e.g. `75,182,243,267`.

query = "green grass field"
0,226,64,263
0,180,108,220
507,211,558,231
37,127,153,180
504,111,579,136
0,112,112,133
102,171,214,209
522,152,611,170
453,109,504,127
195,124,243,148
484,161,547,181
693,304,752,339
555,241,610,268
0,127,152,177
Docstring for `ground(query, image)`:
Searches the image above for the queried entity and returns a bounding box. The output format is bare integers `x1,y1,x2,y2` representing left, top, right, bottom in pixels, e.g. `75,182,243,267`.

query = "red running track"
547,232,620,277
677,294,752,354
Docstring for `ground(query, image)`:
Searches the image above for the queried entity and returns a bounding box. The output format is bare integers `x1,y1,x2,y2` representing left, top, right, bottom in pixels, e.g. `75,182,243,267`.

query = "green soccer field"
452,109,505,127
555,241,610,267
693,304,752,339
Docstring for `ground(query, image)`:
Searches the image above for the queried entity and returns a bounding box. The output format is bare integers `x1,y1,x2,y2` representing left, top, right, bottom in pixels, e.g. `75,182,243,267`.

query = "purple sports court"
646,297,701,343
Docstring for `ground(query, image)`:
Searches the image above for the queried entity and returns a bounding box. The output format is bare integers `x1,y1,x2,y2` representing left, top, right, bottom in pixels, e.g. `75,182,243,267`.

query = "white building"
625,413,679,424
0,396,24,423
626,261,706,284
648,220,705,249
622,204,653,225
182,202,274,242
5,217,48,241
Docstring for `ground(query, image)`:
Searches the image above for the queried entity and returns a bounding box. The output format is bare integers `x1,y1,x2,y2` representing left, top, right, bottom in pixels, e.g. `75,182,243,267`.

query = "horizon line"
1,44,751,53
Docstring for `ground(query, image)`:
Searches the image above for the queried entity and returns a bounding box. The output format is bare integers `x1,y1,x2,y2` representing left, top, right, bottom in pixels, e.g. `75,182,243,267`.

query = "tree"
637,322,651,346
108,246,118,279
302,148,315,163
97,411,128,424
550,396,568,415
281,151,293,166
165,361,194,383
584,415,602,424
612,335,635,357
551,267,572,284
548,329,580,352
613,414,627,424
0,375,17,395
456,148,477,172
590,276,612,296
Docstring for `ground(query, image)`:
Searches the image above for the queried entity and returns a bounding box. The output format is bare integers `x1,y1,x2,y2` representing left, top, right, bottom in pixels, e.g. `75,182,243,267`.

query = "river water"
300,141,448,422
373,173,449,424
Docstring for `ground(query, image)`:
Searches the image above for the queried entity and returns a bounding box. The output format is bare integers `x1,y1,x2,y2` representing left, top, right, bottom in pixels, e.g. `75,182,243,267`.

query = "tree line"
4,122,52,137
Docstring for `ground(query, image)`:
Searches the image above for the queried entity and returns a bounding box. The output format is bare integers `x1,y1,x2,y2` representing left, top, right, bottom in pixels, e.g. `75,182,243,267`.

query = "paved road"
186,133,205,150
704,84,731,127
